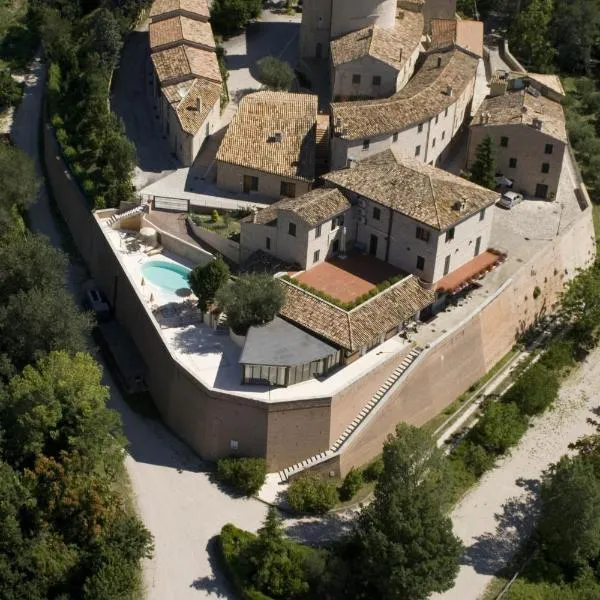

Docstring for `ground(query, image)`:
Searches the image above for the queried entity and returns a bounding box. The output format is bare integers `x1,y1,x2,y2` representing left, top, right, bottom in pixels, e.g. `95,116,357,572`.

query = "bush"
287,472,338,514
503,363,559,416
0,69,23,112
468,402,528,455
451,440,495,478
362,457,384,482
211,209,219,222
257,56,295,91
539,339,575,373
338,468,363,502
217,457,267,496
211,0,262,36
188,255,230,311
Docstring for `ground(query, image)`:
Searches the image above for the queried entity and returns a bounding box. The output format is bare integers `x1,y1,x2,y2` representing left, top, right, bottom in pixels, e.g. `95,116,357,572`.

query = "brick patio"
294,254,404,303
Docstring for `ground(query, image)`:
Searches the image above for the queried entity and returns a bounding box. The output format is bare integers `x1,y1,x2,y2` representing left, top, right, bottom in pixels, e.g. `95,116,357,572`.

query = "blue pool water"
142,260,191,293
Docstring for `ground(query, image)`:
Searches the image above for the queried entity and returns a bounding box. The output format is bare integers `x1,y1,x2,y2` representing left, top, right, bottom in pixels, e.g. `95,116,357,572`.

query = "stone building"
468,72,567,200
148,0,223,166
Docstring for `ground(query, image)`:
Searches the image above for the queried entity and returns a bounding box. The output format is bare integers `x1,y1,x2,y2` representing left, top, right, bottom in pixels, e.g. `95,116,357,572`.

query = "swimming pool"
142,260,191,294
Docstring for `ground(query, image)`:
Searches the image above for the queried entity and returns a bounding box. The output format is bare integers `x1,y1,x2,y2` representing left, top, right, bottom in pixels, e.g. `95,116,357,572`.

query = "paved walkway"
431,348,600,600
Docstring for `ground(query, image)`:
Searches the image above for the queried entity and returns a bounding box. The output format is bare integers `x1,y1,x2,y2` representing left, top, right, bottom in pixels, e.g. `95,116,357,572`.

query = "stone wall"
187,218,240,263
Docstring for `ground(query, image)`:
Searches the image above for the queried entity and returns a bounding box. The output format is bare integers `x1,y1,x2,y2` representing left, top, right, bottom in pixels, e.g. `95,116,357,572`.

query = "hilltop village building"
216,92,326,200
148,0,222,166
468,71,568,200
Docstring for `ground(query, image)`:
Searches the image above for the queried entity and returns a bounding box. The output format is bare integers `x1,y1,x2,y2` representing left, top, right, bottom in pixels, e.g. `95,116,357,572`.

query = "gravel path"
432,348,600,600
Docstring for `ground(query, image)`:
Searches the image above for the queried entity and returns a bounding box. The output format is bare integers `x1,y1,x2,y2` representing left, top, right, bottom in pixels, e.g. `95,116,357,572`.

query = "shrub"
0,69,23,112
451,441,494,478
362,457,384,482
189,255,230,311
211,209,219,222
469,402,528,455
217,457,267,496
503,363,559,416
287,472,338,514
338,468,363,502
257,56,294,91
533,285,542,299
539,339,575,373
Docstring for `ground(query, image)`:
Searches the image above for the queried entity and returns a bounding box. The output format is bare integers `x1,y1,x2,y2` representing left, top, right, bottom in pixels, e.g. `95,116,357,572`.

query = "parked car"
83,287,111,322
495,174,513,189
497,191,524,209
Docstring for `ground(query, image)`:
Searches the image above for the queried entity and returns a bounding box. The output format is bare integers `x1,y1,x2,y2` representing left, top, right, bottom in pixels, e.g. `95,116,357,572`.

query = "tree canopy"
210,0,262,36
189,255,230,311
257,56,295,91
470,135,496,190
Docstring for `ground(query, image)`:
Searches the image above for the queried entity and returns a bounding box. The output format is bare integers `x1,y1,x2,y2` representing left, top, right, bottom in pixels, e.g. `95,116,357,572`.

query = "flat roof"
240,317,337,367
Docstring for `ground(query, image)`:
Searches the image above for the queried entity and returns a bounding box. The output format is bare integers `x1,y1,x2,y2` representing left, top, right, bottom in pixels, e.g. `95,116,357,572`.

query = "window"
435,115,439,124
372,207,381,220
313,250,320,263
315,224,322,238
535,183,549,199
416,255,425,271
373,75,381,86
352,74,361,84
500,136,509,147
266,237,271,250
479,208,486,221
331,215,344,230
418,123,424,133
280,181,296,197
545,143,554,155
243,175,259,193
445,107,449,117
393,132,398,143
541,162,550,174
288,222,296,237
443,255,451,276
416,226,430,242
445,227,455,242
432,137,436,148
442,130,446,140
415,145,421,157
363,139,370,151
509,157,517,168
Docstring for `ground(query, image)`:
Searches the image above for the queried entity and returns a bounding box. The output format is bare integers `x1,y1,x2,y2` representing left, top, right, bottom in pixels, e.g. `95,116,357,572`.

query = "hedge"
287,472,338,514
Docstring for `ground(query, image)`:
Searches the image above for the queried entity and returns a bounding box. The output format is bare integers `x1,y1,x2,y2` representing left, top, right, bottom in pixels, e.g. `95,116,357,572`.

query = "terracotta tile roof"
216,92,318,182
149,0,209,21
331,47,478,140
430,19,484,57
331,11,423,71
151,44,221,84
149,16,215,51
244,188,350,227
162,77,221,134
323,149,498,230
472,89,568,143
279,275,435,351
522,73,566,97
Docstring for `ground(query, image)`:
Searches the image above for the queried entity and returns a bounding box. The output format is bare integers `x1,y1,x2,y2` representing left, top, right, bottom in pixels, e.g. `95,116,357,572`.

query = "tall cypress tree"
470,135,496,190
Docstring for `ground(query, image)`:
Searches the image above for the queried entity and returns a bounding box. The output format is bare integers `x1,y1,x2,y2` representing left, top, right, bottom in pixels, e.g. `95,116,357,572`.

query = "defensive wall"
43,114,596,476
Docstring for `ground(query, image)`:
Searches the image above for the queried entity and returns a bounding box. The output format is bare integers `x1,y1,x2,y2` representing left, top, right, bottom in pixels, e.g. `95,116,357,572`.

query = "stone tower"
299,0,398,60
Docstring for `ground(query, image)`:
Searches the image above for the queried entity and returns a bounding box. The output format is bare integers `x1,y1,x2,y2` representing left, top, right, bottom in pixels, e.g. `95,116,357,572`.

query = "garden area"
189,209,248,241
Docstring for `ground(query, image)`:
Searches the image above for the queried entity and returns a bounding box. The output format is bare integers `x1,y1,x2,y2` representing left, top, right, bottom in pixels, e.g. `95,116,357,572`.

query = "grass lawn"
190,213,242,239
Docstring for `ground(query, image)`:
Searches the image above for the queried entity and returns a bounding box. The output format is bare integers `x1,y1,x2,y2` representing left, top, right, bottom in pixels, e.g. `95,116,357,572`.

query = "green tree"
469,401,528,455
216,274,284,335
538,456,600,569
0,69,22,112
210,0,262,36
248,507,309,598
502,363,559,416
509,0,556,70
257,56,295,91
287,472,339,514
340,424,463,600
84,8,123,70
0,143,39,228
189,256,230,312
470,135,496,190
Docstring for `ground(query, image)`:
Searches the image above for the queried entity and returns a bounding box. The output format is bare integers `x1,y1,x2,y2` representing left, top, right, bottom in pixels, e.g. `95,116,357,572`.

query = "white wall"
333,56,398,100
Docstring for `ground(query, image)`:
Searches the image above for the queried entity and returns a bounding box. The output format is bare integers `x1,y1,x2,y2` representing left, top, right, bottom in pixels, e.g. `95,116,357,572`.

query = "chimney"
532,118,543,130
274,131,283,143
196,97,202,112
436,56,442,68
398,9,405,19
522,105,528,114
446,85,453,97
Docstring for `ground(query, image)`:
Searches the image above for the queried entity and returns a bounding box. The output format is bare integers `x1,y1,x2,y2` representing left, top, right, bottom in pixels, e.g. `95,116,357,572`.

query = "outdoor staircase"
108,205,145,227
278,346,423,482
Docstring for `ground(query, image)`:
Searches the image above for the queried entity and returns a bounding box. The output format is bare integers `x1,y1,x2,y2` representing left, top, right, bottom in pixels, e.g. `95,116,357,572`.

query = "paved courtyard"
294,254,405,303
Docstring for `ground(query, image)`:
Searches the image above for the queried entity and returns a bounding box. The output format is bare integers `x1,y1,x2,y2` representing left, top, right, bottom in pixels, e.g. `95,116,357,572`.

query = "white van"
497,191,524,209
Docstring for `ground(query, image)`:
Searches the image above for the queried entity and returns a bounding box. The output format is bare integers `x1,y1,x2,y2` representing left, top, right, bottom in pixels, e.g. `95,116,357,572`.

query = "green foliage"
0,68,22,111
468,401,528,455
188,255,230,311
0,143,39,228
257,56,295,91
508,0,556,71
287,472,338,514
451,441,495,479
211,208,219,222
470,136,496,190
339,424,463,600
539,339,576,373
83,8,122,70
362,456,384,482
210,0,262,36
216,274,284,335
338,467,363,501
216,457,267,496
502,363,559,416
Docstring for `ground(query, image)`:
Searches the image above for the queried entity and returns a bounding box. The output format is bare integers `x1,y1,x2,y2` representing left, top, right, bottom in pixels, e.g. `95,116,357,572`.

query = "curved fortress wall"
331,0,397,37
